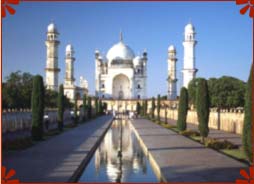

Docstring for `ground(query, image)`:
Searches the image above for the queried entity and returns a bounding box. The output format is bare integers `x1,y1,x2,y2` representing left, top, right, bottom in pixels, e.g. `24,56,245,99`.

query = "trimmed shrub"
157,94,161,122
180,130,200,137
242,65,253,162
136,101,141,115
82,94,87,121
205,138,238,150
196,78,210,143
87,96,92,119
177,87,188,131
151,97,155,119
31,75,44,140
74,93,78,125
57,84,64,131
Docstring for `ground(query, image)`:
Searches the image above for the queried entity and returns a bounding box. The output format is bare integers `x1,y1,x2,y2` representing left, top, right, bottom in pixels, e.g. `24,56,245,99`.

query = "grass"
221,148,248,162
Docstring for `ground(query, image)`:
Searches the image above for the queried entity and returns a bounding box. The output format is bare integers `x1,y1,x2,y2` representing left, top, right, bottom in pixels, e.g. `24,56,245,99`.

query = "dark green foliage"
99,100,103,114
136,101,141,115
44,90,58,108
2,71,33,109
164,105,168,124
103,102,107,113
87,96,92,119
82,94,87,121
242,65,253,162
31,75,44,140
177,87,188,131
188,78,203,107
189,77,245,108
57,84,64,131
95,97,99,115
151,97,155,119
157,95,161,121
208,76,245,108
144,100,148,116
196,79,210,142
74,93,78,125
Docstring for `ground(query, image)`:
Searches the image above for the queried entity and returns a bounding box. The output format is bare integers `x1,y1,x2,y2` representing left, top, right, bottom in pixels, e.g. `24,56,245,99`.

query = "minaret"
182,23,198,88
167,45,177,100
45,23,60,91
64,44,75,86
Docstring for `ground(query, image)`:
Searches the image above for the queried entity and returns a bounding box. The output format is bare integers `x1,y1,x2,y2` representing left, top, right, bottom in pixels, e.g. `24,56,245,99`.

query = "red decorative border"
1,1,253,184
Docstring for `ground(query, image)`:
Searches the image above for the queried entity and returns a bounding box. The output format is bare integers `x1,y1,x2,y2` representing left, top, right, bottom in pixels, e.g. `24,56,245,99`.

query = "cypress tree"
157,94,161,122
165,104,168,124
177,87,188,131
87,96,92,119
196,79,210,143
57,84,64,131
151,97,155,119
136,101,141,116
82,94,87,121
31,75,44,140
99,99,103,115
144,100,147,116
95,97,99,115
242,65,253,163
74,93,78,125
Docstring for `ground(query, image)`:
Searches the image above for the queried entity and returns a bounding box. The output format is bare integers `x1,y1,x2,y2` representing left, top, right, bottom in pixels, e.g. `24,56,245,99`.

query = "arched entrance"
112,74,130,99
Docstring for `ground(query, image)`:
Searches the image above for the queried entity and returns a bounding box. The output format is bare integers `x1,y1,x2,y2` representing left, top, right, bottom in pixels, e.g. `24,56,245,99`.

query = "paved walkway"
131,118,248,182
167,118,242,146
3,115,113,182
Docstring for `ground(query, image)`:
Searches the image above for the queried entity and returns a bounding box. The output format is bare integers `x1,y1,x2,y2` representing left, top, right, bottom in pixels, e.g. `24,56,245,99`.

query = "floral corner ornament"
2,0,20,18
236,0,254,18
2,166,19,184
235,166,254,184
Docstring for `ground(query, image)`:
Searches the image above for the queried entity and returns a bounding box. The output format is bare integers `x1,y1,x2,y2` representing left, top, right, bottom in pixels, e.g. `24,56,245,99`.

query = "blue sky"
2,2,253,97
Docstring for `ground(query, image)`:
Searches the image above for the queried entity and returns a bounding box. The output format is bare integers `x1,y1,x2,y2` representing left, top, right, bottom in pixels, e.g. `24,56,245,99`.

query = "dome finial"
120,30,123,42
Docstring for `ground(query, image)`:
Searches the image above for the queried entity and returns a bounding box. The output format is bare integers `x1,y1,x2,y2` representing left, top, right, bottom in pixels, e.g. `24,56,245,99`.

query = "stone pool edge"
68,117,114,182
129,120,167,182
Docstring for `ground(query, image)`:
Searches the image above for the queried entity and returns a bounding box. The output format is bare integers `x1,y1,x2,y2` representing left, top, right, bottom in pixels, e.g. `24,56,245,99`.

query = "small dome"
168,45,176,52
185,23,195,33
133,56,142,66
106,41,135,62
47,23,58,33
66,44,74,52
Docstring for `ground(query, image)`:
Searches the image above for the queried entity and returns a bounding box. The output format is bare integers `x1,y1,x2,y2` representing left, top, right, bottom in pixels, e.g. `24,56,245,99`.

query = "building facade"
95,33,147,100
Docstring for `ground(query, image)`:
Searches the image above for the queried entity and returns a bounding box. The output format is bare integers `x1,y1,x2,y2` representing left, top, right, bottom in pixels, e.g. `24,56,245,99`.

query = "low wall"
155,108,244,135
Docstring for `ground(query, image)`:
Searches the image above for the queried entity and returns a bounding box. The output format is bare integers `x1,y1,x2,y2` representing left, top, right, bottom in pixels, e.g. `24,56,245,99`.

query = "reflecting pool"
78,119,158,182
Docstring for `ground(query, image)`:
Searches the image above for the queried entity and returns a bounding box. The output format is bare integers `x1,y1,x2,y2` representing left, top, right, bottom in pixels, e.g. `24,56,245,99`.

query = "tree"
144,100,148,116
2,71,33,109
74,93,78,125
99,99,103,115
242,65,253,163
151,97,155,119
188,78,203,107
82,94,87,121
45,90,58,108
136,101,141,116
95,97,99,115
57,84,64,131
87,96,92,119
157,94,161,122
31,75,45,140
196,79,210,143
164,104,168,124
177,87,188,131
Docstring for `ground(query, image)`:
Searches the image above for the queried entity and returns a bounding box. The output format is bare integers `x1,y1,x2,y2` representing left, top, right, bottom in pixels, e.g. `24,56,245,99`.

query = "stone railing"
155,108,244,135
2,109,73,134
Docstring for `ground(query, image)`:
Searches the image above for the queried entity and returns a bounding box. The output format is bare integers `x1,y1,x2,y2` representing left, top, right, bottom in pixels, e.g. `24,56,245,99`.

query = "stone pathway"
131,118,248,182
167,118,242,146
2,115,113,182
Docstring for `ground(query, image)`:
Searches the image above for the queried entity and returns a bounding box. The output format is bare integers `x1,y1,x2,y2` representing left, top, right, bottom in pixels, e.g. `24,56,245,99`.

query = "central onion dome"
185,23,195,33
47,23,58,33
106,32,135,64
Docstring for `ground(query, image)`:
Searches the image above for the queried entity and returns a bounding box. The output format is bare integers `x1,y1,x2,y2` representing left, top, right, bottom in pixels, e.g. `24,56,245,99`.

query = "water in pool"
78,119,158,182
